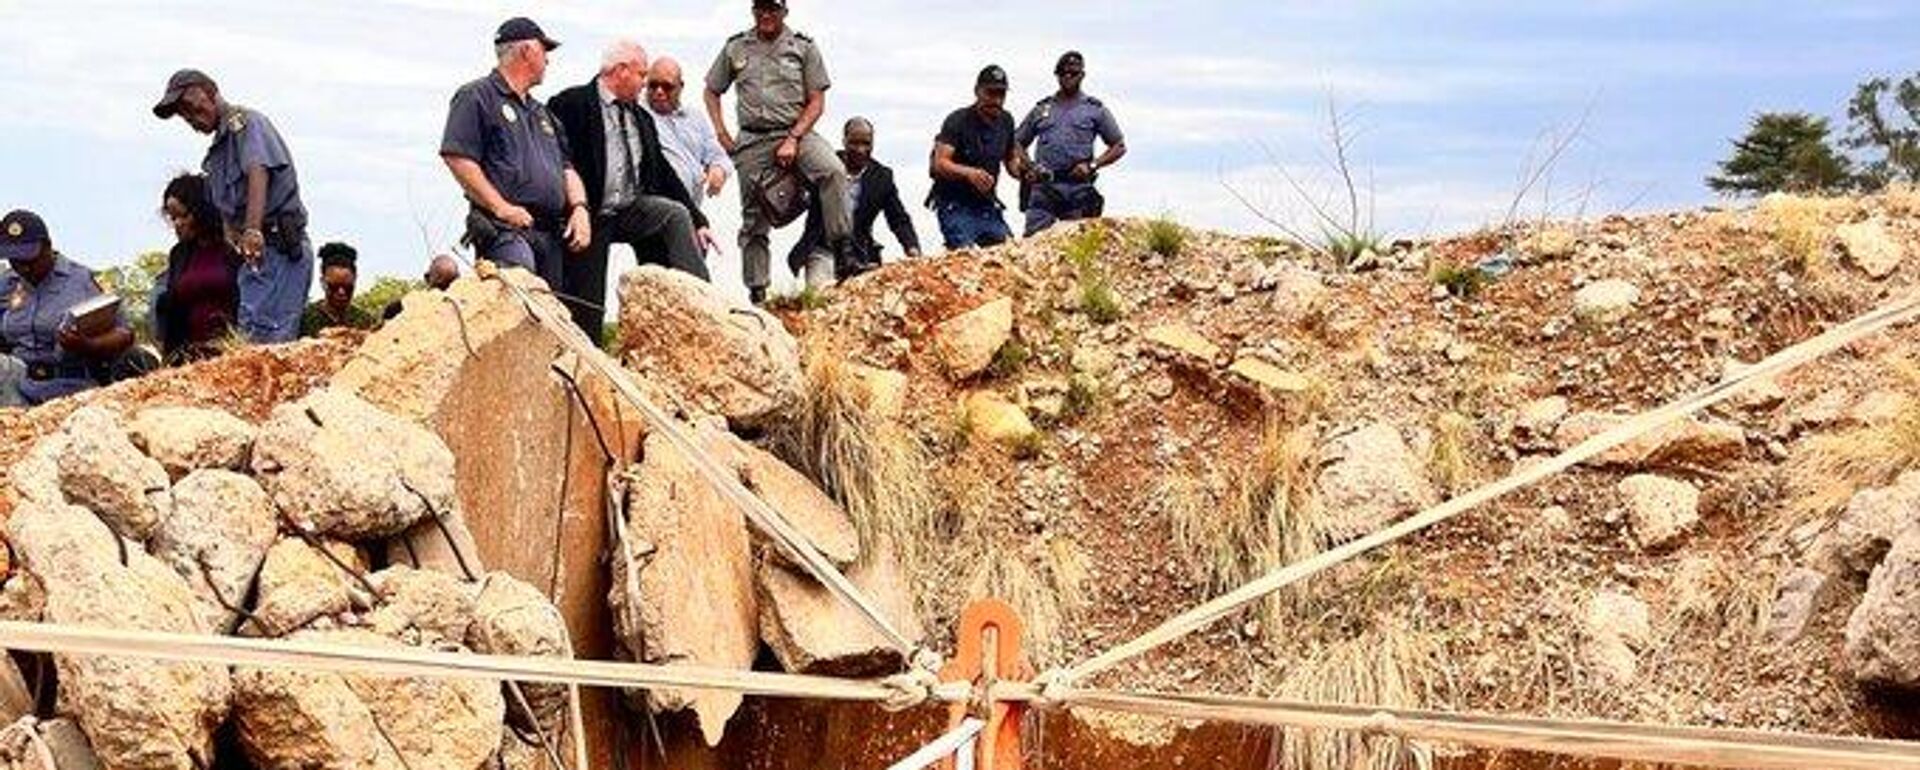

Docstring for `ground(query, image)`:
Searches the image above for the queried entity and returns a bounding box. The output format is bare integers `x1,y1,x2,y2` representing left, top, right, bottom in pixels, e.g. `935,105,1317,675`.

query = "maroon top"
171,242,237,349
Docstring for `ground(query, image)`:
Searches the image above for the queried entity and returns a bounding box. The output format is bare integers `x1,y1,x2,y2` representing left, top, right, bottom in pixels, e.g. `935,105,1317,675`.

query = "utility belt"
462,203,565,249
228,213,308,255
26,361,93,381
1020,168,1105,217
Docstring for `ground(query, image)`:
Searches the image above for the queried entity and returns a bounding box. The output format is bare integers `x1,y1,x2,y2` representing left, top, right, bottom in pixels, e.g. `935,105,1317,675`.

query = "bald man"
646,56,733,211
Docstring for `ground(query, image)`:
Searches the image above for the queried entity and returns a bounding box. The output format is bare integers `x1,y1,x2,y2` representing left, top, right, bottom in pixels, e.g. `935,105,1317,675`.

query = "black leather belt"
26,363,89,381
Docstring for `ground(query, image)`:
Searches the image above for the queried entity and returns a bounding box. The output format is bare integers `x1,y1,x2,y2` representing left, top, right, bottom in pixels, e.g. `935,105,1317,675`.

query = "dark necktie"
615,103,640,196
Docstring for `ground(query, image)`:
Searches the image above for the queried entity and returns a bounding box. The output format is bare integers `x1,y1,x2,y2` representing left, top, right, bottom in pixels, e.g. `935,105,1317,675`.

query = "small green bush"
1146,217,1186,258
1079,277,1123,325
1429,262,1489,299
989,339,1031,378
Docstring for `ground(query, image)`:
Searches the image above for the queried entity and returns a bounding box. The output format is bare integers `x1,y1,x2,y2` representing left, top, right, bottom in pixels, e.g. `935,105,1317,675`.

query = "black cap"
1055,51,1086,74
495,17,560,51
753,0,788,8
976,65,1009,91
152,69,216,119
0,210,49,262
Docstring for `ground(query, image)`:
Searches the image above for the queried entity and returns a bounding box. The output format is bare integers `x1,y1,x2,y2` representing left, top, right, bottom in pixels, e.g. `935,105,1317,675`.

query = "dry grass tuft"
963,543,1077,667
1427,412,1481,496
1270,620,1438,770
1759,194,1833,276
1657,556,1774,652
1163,420,1326,629
1788,357,1920,517
772,347,943,570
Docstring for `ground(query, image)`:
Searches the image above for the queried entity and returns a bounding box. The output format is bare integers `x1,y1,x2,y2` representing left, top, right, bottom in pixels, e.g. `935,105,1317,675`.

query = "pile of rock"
1,392,571,770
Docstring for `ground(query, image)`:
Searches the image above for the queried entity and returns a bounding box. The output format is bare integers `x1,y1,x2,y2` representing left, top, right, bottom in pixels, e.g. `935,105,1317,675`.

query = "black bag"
753,167,811,228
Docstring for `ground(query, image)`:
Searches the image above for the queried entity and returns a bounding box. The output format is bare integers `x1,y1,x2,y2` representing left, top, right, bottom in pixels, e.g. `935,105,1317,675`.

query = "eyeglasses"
647,81,682,92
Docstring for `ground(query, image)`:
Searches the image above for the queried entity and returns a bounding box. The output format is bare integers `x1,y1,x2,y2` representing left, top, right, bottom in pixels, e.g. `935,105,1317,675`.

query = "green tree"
94,250,168,345
1844,74,1920,190
1707,112,1854,196
353,276,423,321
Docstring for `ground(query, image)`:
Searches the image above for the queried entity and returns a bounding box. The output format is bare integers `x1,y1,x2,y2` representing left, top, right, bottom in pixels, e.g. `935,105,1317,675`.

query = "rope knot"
1029,668,1073,709
1361,710,1400,738
878,668,940,713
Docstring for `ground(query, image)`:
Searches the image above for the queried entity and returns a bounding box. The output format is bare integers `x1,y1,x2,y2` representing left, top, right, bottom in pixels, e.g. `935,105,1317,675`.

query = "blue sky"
0,1,1914,302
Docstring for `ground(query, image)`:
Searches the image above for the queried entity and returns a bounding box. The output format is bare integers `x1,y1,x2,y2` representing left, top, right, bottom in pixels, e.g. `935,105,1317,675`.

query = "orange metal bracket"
939,599,1028,770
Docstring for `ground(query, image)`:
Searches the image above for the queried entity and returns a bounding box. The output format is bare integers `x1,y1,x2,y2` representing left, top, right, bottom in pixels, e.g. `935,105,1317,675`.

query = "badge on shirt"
501,104,519,124
539,116,554,135
226,111,247,133
7,286,24,312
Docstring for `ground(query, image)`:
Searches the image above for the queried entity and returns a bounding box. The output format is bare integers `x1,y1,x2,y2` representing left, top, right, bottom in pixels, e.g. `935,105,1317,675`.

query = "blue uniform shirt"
204,106,307,229
1015,94,1124,175
0,254,122,404
441,70,573,218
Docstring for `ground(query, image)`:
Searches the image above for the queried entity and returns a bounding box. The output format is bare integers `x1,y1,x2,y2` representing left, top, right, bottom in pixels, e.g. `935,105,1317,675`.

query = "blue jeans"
238,236,314,344
937,199,1012,250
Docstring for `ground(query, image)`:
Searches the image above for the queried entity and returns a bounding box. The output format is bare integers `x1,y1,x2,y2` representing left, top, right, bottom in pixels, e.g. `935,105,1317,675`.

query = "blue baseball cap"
494,17,560,51
0,210,49,262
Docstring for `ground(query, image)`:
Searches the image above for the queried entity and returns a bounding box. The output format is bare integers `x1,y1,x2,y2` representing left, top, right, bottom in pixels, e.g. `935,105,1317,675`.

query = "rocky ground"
0,188,1916,770
773,188,1920,747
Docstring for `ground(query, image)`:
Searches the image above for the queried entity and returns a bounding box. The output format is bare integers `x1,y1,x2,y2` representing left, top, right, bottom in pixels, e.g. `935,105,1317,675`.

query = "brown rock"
247,539,370,637
1555,412,1745,470
1838,218,1905,279
127,406,256,479
1617,474,1700,550
616,265,802,428
149,470,278,633
1143,324,1221,366
930,298,1014,380
847,365,908,421
962,391,1039,451
468,572,571,732
735,442,861,569
6,502,231,770
610,427,758,746
756,542,921,676
1846,527,1920,688
1226,356,1309,398
1316,424,1438,541
55,407,172,541
251,389,458,541
234,629,503,770
366,566,476,645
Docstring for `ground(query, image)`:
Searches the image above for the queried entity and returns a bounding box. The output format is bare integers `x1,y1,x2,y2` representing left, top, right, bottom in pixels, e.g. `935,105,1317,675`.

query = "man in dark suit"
787,117,921,288
548,39,714,343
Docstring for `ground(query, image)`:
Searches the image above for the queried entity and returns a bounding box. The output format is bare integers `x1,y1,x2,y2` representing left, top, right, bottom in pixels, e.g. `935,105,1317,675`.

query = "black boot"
749,286,768,305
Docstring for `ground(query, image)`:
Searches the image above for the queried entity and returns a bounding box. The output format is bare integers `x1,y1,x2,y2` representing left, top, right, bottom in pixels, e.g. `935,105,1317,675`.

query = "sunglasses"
647,81,682,92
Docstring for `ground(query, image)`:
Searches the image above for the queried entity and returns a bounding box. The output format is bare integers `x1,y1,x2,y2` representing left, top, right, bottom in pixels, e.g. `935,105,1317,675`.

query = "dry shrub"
1758,194,1833,276
1427,412,1480,496
1657,556,1774,652
772,347,942,570
1271,620,1437,770
1788,357,1920,517
1163,420,1325,629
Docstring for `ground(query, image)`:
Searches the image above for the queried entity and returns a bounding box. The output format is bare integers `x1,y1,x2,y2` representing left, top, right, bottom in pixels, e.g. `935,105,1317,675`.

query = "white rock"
1573,280,1641,323
1617,474,1700,550
149,470,279,633
127,406,256,478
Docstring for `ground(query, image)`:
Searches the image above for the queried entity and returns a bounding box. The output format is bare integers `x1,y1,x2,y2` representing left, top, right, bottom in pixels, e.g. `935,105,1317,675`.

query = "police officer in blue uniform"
440,17,593,288
0,211,135,407
153,69,314,344
1015,51,1127,237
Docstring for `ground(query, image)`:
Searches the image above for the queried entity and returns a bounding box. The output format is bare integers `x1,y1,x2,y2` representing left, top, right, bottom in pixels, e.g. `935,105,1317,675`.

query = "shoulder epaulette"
793,30,814,43
1035,95,1057,107
1085,95,1105,107
727,31,749,42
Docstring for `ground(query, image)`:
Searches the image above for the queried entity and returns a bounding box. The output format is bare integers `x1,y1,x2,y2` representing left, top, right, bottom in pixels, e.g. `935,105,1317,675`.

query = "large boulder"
233,629,503,770
1831,471,1920,576
610,426,758,747
1616,474,1700,550
1555,412,1746,470
1845,527,1920,688
365,566,475,646
930,298,1014,381
616,265,802,429
734,442,861,569
1316,424,1438,541
246,539,371,638
756,542,921,677
6,502,231,770
251,389,458,541
54,407,173,541
12,433,70,507
467,573,572,732
126,407,256,479
148,470,279,633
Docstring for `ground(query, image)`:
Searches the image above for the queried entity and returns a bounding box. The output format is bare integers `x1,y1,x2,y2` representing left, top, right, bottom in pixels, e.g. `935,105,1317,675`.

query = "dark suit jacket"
787,154,921,274
548,78,708,229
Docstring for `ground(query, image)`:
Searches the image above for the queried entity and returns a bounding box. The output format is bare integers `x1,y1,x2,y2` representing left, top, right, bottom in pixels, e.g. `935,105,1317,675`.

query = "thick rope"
1060,289,1920,683
1049,688,1920,770
0,622,912,705
887,718,985,770
471,263,922,660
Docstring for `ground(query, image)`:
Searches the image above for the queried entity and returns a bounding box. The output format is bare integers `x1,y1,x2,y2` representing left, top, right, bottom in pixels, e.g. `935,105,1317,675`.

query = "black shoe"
749,287,768,305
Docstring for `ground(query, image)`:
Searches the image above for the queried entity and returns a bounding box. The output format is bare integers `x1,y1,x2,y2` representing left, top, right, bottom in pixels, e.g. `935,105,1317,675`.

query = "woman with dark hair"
155,173,242,362
299,242,377,337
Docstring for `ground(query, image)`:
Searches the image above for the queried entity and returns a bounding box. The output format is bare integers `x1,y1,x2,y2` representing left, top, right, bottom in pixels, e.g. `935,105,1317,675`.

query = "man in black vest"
549,39,712,343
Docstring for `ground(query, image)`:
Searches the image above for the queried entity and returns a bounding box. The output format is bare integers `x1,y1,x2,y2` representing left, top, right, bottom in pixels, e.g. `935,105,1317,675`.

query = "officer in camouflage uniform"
704,0,851,305
1015,51,1128,237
